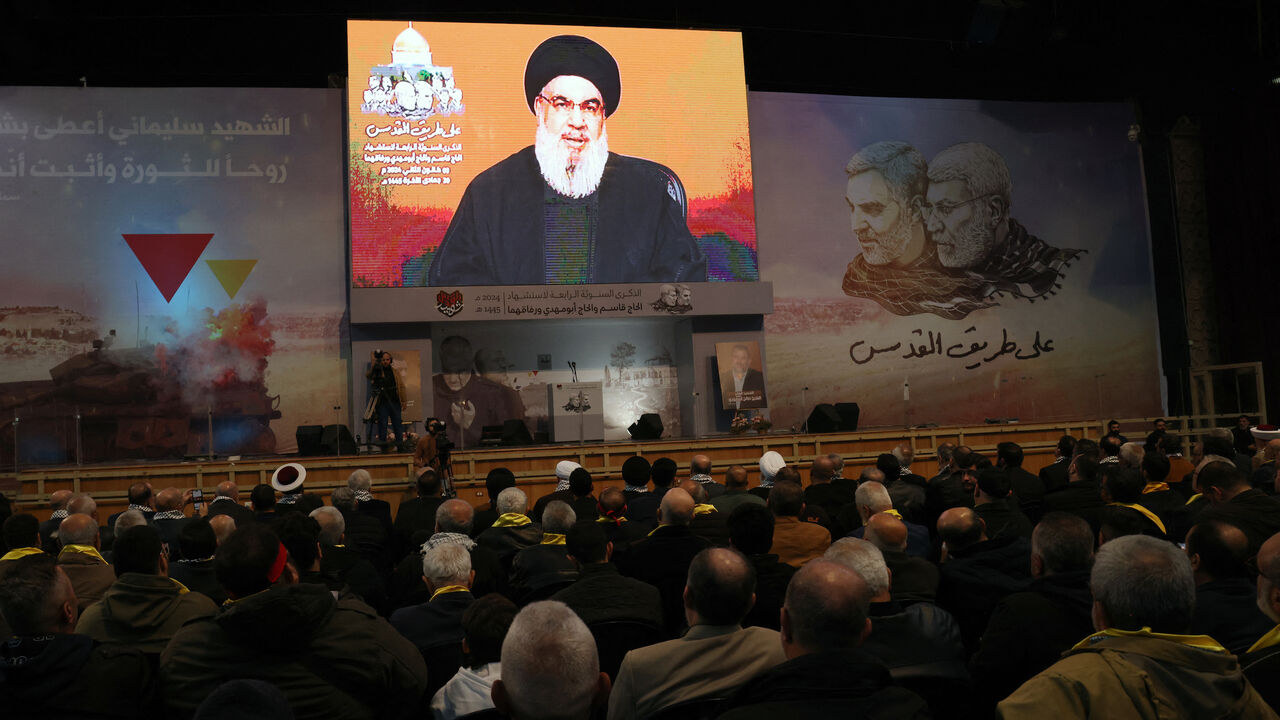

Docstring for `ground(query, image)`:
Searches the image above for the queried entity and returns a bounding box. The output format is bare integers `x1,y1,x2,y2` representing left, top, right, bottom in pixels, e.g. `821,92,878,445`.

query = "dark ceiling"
1,2,1276,104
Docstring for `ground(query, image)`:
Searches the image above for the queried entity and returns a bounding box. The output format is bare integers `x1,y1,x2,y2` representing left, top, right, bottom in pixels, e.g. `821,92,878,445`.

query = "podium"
548,382,604,443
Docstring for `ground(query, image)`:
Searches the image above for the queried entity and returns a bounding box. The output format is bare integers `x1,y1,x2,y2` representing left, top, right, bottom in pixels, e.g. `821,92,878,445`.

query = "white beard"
535,122,609,199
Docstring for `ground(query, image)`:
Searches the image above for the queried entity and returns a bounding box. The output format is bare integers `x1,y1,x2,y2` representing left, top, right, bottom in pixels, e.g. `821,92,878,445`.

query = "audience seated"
689,453,725,499
431,594,518,720
1185,520,1273,654
76,524,218,657
55,512,116,612
998,442,1046,523
628,457,678,525
106,482,156,529
998,534,1275,718
390,543,475,697
166,517,227,606
312,504,388,613
845,481,930,556
593,486,650,557
492,601,611,720
159,522,428,718
1198,460,1280,556
347,469,394,532
552,520,663,627
804,454,853,520
205,480,256,527
926,450,977,531
935,506,1031,653
726,502,796,631
473,468,517,536
752,451,786,501
509,500,579,603
973,467,1034,541
393,499,507,609
716,558,930,720
682,479,730,547
530,460,581,522
767,480,831,567
618,487,711,633
1139,451,1187,521
249,483,279,524
1099,464,1168,539
0,554,153,719
884,451,928,526
273,463,324,517
709,464,765,515
393,468,445,559
865,512,938,604
971,512,1095,707
476,487,543,568
333,485,394,574
1039,436,1076,493
151,487,193,560
608,548,786,720
568,467,600,521
1242,531,1280,711
38,489,72,554
1041,439,1105,535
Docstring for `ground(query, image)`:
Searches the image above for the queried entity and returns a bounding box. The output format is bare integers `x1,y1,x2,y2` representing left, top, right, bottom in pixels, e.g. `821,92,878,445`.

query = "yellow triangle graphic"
206,259,258,299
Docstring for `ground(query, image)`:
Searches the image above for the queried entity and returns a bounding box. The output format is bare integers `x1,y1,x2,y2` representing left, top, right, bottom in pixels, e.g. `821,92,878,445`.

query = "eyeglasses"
922,194,996,220
538,93,604,118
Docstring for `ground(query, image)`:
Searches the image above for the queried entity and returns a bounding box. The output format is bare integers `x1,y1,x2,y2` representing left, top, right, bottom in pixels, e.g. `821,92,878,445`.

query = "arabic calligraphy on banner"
850,327,1054,370
362,121,463,186
0,111,292,187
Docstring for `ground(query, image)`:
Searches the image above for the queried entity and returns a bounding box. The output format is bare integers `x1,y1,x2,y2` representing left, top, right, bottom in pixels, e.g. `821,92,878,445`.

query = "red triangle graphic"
122,233,214,302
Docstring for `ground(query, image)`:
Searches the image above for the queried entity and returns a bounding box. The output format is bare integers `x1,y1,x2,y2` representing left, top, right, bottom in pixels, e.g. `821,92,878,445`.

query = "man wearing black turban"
425,35,707,287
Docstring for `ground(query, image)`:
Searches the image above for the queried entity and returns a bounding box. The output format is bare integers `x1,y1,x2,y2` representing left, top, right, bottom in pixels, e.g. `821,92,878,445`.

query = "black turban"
524,35,621,118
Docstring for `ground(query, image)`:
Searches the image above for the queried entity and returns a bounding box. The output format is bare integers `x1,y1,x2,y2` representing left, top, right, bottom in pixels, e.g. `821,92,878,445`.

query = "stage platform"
3,418,1148,521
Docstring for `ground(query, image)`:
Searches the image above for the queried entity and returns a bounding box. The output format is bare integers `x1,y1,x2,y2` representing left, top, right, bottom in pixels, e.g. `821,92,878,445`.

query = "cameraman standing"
366,350,403,446
413,417,446,472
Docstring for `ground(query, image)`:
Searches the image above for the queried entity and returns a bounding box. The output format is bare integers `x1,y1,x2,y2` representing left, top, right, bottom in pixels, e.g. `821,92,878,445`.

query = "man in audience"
936,506,1032,651
621,456,653,501
1042,439,1105,535
710,464,765,514
391,542,475,694
66,493,110,550
998,534,1274,718
753,450,786,501
1099,465,1168,539
804,454,853,520
431,594,518,720
1253,438,1280,491
510,500,579,602
629,457,678,525
972,512,1095,706
477,487,543,567
726,502,796,631
844,480,930,557
531,460,581,522
973,467,1034,541
38,488,72,553
474,467,517,535
568,467,599,521
270,462,323,517
1243,531,1280,710
1118,441,1145,469
76,524,217,656
311,504,387,614
715,558,930,719
1099,433,1123,464
391,499,507,611
0,555,153,718
1138,451,1186,520
926,449,976,531
167,517,226,606
209,514,236,546
348,468,393,532
609,548,786,720
997,441,1045,522
107,482,155,528
206,480,255,527
160,523,429,718
1185,520,1273,654
393,467,444,558
1039,435,1077,493
332,486,393,574
249,483,278,523
930,442,957,485
594,486,649,556
682,479,730,547
865,512,938,604
552,520,663,627
151,487,193,559
767,480,830,567
825,538,967,715
1,514,45,569
885,450,928,526
689,453,725,498
54,512,115,612
492,601,611,720
112,509,148,547
620,487,711,633
1198,460,1280,555
1163,434,1196,496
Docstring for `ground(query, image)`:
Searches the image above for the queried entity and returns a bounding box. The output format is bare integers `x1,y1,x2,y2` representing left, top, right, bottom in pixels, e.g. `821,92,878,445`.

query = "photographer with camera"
415,417,456,498
365,350,404,446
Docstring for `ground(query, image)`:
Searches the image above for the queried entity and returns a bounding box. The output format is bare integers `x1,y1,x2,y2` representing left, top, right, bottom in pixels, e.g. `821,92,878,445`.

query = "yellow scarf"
1073,627,1227,653
1248,625,1280,653
648,524,669,537
493,513,531,528
596,515,627,524
430,585,470,602
1108,502,1168,535
1142,482,1170,494
0,547,44,562
883,509,903,520
541,533,567,545
58,544,108,565
1186,493,1203,505
693,504,717,516
171,578,191,595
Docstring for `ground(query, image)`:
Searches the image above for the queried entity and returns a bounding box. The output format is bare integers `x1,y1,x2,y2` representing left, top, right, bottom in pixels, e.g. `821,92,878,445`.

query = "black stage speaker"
807,403,860,433
320,424,357,455
501,419,533,446
628,413,664,440
480,425,505,447
296,425,324,456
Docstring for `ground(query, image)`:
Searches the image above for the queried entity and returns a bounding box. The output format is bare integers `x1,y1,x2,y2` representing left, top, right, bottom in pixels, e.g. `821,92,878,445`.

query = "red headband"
267,543,288,583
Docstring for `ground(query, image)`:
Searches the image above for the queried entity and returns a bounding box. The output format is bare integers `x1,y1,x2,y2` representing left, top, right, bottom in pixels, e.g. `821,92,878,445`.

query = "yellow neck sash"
541,533,567,545
1109,502,1168,535
430,585,470,602
58,544,108,565
1248,624,1280,654
0,547,44,562
493,513,531,528
1073,626,1227,653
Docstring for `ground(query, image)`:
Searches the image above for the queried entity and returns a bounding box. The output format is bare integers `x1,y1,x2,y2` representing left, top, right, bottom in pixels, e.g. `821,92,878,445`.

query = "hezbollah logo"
436,290,464,317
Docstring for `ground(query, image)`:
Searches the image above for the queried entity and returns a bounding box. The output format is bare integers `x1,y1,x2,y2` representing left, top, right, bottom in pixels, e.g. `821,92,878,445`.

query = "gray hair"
67,493,96,516
1091,534,1195,633
824,538,890,596
855,481,892,514
58,517,100,546
496,487,528,516
347,469,373,492
927,142,1012,209
936,442,956,465
435,499,475,535
113,509,147,536
858,467,885,484
1119,442,1145,468
310,506,345,545
845,140,927,205
826,453,845,472
541,501,577,535
422,543,472,587
501,601,599,719
331,487,357,512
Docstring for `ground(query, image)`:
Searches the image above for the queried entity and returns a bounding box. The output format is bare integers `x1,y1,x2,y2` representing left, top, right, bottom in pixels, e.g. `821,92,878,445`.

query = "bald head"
685,547,756,625
858,467,885,484
1185,521,1251,583
724,465,748,490
782,559,872,657
215,481,240,499
1258,532,1280,623
435,498,475,535
690,454,712,476
865,513,907,552
209,515,236,546
66,493,97,518
48,489,72,512
679,479,709,505
155,487,183,512
937,507,985,551
659,487,695,527
57,513,99,548
809,456,835,484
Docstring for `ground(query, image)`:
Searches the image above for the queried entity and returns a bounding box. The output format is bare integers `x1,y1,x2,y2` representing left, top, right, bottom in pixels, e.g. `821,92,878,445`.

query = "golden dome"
392,25,432,66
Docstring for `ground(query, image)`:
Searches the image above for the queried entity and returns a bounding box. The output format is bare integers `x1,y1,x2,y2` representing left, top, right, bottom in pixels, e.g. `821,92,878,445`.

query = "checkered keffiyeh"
968,219,1082,301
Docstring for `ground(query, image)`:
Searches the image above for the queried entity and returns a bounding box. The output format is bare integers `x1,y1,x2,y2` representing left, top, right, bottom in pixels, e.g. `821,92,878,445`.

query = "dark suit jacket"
1201,489,1280,555
720,367,766,409
936,535,1032,652
393,496,443,560
206,498,256,527
1038,460,1071,494
1006,466,1046,522
390,590,474,652
550,562,663,627
1042,480,1105,535
881,548,940,605
974,499,1034,541
320,543,388,614
619,525,710,633
1191,577,1275,655
153,517,192,560
39,516,64,554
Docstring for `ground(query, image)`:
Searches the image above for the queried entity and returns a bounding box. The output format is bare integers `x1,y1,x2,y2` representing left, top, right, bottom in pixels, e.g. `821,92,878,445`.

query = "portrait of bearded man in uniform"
426,34,707,286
